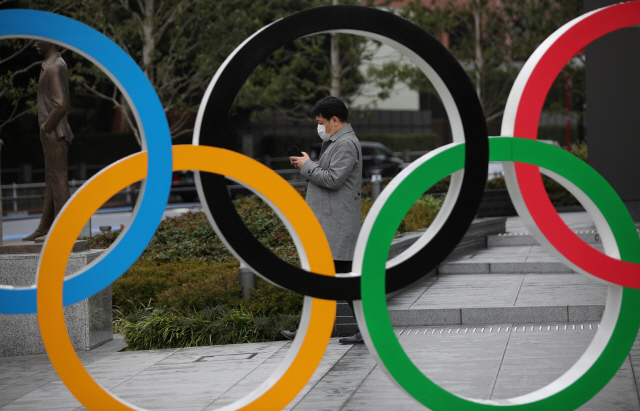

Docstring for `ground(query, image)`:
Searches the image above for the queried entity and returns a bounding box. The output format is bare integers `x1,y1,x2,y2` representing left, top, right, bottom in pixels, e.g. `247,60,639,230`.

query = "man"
23,40,74,242
284,96,363,344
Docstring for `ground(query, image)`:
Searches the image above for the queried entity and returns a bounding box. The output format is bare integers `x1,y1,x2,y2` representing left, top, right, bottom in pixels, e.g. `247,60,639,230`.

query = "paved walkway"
2,326,640,410
387,212,609,326
2,212,640,410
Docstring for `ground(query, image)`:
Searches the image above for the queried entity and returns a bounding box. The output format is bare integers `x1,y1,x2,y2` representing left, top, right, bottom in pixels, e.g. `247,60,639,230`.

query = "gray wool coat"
301,124,362,261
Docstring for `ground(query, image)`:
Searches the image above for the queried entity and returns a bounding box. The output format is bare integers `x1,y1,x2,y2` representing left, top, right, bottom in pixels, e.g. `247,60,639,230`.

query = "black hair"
311,96,348,123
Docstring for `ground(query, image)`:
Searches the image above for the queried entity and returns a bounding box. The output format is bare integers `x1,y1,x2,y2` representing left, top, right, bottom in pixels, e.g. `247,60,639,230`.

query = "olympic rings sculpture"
0,2,639,410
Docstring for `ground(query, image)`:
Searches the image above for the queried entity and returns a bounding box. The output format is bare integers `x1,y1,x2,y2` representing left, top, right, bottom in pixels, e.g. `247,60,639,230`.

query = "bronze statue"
22,40,73,242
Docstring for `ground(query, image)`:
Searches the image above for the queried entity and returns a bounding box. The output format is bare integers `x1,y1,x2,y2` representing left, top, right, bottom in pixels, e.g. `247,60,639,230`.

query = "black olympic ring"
194,5,488,300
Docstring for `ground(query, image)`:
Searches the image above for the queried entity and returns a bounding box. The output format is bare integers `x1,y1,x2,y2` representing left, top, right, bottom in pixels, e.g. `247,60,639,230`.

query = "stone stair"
385,213,610,327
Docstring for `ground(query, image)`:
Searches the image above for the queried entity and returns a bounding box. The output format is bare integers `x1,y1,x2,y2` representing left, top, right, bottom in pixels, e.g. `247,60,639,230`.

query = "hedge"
88,185,446,349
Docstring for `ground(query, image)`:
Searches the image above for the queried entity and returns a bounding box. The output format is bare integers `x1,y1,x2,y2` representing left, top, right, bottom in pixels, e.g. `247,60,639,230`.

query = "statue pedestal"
0,242,112,357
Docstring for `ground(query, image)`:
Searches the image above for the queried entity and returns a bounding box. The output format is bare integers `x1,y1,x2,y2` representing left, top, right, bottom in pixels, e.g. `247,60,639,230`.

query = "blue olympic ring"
0,9,172,314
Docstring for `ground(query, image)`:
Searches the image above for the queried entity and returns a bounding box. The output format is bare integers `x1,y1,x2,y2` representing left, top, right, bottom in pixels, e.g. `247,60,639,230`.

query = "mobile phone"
287,145,303,157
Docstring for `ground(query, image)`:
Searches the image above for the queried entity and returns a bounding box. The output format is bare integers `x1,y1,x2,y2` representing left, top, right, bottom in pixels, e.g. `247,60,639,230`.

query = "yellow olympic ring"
36,145,336,410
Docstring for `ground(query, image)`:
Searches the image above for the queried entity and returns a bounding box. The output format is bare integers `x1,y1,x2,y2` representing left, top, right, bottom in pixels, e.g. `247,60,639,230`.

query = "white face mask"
317,119,336,141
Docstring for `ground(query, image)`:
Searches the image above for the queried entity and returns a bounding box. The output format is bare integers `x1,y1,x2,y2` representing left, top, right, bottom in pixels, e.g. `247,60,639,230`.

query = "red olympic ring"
502,1,640,288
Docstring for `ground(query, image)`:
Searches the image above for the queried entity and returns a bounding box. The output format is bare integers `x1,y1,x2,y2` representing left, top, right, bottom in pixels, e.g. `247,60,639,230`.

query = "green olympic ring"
354,137,640,410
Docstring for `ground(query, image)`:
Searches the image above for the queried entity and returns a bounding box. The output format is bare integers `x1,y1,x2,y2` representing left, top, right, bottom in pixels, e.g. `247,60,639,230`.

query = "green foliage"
426,176,451,194
244,278,306,316
112,260,241,313
486,176,506,190
368,0,583,121
86,197,300,265
141,211,232,263
397,198,441,234
0,39,39,138
541,175,578,206
112,258,304,318
98,186,443,347
115,306,301,350
83,225,123,249
361,191,444,234
418,194,445,210
232,0,375,122
422,139,589,207
235,197,300,265
571,141,587,162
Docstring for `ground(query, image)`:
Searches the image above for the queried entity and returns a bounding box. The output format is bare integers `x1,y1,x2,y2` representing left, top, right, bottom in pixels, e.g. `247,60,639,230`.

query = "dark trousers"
36,130,70,234
334,260,359,332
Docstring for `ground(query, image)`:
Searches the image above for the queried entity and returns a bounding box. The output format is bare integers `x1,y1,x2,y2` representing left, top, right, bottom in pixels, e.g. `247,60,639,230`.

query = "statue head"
34,40,57,56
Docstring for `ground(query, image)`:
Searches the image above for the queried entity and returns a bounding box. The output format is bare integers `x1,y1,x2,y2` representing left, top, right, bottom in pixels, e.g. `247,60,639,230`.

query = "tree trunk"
330,0,341,97
142,0,155,84
474,0,484,110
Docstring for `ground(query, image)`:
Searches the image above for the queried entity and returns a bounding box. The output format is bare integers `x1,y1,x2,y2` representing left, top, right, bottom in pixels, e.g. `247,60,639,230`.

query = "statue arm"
41,63,69,134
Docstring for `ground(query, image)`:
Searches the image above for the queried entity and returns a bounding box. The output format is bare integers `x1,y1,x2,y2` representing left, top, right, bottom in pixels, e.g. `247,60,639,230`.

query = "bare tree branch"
0,41,35,67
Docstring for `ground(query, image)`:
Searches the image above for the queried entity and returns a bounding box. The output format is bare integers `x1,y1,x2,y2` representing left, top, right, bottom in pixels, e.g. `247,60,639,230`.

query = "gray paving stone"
490,262,574,273
289,345,376,411
438,262,490,274
409,274,523,309
389,309,461,326
568,305,606,322
1,325,640,410
515,274,607,306
386,275,437,310
461,306,568,324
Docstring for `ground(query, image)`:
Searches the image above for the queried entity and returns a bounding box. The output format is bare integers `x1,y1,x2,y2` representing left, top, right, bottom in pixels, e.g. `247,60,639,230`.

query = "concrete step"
487,230,601,247
386,273,606,326
438,260,575,274
388,304,604,326
437,243,607,274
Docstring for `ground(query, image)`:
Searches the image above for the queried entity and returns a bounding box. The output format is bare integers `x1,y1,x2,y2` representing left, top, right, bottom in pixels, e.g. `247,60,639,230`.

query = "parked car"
171,170,198,203
309,141,407,178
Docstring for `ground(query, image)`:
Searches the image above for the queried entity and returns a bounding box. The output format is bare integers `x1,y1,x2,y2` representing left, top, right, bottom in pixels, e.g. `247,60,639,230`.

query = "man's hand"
40,123,54,139
290,152,310,169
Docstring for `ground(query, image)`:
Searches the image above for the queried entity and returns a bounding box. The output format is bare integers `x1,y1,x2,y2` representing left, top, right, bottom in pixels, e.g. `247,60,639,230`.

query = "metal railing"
1,180,137,215
1,150,407,215
1,168,313,215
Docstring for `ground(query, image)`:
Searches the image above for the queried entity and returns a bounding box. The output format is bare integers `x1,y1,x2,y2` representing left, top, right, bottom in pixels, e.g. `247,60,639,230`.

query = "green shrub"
244,278,304,316
361,194,443,235
84,225,123,249
85,197,301,265
397,203,439,233
113,259,304,317
141,211,232,263
427,140,589,207
486,176,506,190
426,176,451,194
115,306,301,350
112,260,242,313
542,175,579,206
98,185,442,347
571,141,587,162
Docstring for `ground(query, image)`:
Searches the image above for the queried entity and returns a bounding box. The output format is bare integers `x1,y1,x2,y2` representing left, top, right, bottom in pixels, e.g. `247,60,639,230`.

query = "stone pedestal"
0,247,111,357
